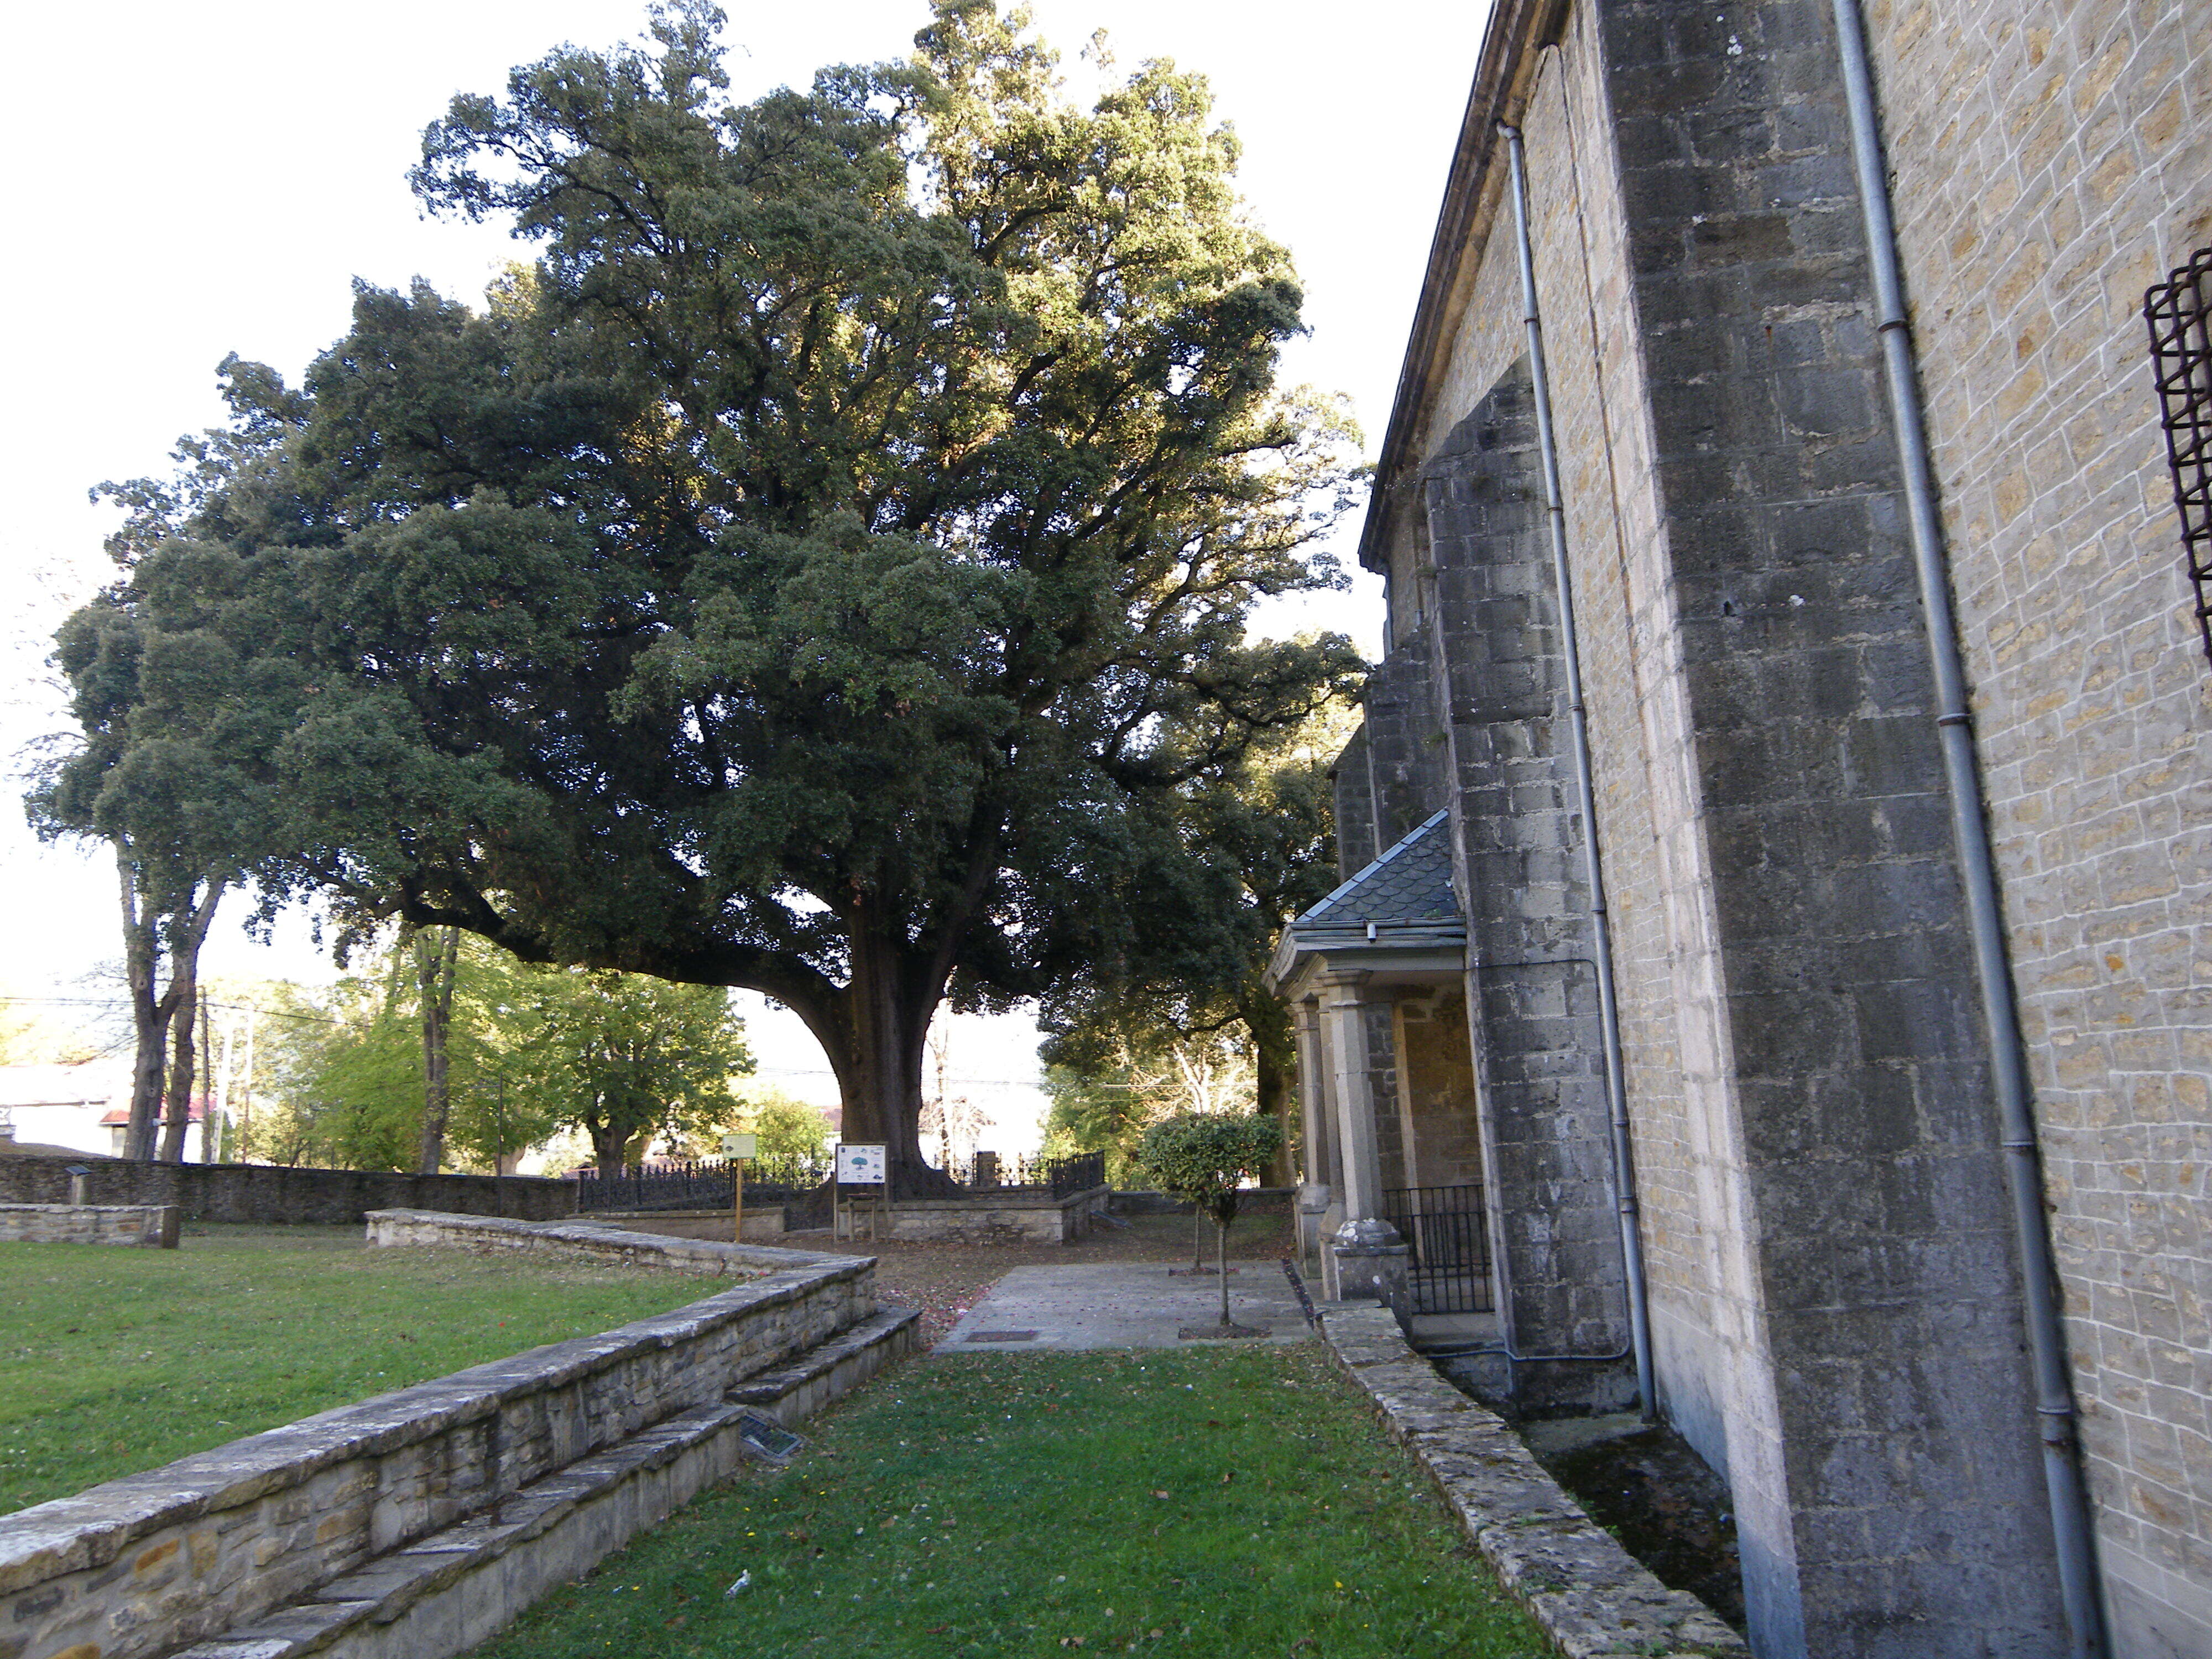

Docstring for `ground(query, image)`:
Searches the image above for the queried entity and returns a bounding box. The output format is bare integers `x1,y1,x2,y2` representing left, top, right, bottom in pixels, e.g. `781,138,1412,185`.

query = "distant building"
0,1061,130,1158
1272,1,2207,1655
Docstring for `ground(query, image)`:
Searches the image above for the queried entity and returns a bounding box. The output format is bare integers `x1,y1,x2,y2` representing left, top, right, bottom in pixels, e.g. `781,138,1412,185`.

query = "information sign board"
837,1142,888,1185
719,1132,758,1160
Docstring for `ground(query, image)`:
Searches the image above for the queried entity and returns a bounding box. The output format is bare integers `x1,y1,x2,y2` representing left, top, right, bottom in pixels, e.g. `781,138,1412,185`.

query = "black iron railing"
575,1153,830,1212
1381,1182,1495,1314
574,1147,1105,1212
1045,1150,1107,1197
2146,245,2212,667
936,1149,1106,1196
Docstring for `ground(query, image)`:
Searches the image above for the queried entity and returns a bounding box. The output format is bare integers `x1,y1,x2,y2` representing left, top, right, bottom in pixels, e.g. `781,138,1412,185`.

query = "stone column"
1320,972,1410,1319
1321,972,1384,1223
1292,999,1334,1273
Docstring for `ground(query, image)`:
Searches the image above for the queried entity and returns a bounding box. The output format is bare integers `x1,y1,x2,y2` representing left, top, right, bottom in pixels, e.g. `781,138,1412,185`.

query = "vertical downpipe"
1827,4,2106,1654
1501,123,1657,1423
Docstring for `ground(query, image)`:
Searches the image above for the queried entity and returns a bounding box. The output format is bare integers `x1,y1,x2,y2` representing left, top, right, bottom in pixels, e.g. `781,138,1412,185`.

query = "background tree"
1037,695,1354,1181
27,359,309,1160
509,969,752,1176
1038,1026,1253,1185
40,2,1361,1196
1133,1110,1281,1329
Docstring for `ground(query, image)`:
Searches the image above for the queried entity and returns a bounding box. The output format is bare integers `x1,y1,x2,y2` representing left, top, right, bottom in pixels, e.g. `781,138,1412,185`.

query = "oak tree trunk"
117,853,170,1161
818,916,959,1199
157,970,199,1164
415,926,460,1173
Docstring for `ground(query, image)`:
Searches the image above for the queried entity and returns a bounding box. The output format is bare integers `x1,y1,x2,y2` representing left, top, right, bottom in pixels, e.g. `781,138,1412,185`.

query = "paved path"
936,1261,1313,1352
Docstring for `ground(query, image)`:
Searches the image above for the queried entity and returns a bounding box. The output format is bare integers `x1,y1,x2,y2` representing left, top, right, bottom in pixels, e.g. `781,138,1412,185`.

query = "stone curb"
1317,1304,1747,1658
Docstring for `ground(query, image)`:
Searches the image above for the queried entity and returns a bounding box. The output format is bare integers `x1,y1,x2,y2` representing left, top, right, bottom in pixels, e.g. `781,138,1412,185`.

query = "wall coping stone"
1317,1302,1746,1658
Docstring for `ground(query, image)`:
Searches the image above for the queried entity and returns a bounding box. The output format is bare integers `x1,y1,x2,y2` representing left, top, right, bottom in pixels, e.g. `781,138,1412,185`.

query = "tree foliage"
256,934,750,1174
1037,696,1354,1175
36,2,1362,1193
1133,1109,1281,1324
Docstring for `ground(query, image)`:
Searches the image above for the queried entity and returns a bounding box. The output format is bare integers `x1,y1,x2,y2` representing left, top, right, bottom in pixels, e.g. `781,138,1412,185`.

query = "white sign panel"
719,1132,758,1160
837,1143,888,1185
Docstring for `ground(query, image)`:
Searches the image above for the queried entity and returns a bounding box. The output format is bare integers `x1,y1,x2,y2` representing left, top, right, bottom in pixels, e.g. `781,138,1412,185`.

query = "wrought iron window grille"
2145,244,2212,667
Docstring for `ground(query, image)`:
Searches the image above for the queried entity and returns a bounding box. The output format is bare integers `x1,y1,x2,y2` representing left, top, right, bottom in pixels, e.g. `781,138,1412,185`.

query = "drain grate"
964,1329,1040,1343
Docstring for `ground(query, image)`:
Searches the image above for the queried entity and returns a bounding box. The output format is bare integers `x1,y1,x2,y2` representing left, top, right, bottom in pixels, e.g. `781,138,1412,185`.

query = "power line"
0,995,339,1025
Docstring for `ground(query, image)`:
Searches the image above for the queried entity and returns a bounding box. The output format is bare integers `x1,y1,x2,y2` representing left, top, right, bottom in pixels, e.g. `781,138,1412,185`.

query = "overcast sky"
0,1,1493,1125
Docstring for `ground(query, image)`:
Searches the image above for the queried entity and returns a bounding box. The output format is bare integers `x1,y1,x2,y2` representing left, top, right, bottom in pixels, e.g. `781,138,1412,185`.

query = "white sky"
0,1,1493,1145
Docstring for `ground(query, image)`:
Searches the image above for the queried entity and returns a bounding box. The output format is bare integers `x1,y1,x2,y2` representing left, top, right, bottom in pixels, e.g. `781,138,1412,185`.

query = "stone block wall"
1392,990,1484,1188
1585,2,2066,1649
0,1215,872,1659
1864,1,2212,1650
0,1202,179,1247
1413,358,1630,1403
1332,724,1379,879
0,1155,576,1224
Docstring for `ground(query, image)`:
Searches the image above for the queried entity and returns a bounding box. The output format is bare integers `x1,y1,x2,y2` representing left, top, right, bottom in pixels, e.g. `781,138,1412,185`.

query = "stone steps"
171,1307,920,1659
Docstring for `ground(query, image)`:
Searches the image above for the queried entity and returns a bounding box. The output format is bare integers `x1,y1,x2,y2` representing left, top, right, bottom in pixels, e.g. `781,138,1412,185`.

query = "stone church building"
1269,1,2208,1654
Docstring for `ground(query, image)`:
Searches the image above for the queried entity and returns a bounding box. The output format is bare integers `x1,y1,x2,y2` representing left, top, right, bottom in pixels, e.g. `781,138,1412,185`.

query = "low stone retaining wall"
866,1183,1110,1245
0,1202,178,1248
366,1209,820,1275
577,1206,790,1243
0,1214,907,1659
0,1154,575,1224
1109,1186,1293,1216
1319,1302,1746,1658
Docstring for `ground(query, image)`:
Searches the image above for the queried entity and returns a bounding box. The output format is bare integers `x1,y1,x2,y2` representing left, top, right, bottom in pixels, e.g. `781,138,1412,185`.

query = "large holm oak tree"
38,2,1363,1193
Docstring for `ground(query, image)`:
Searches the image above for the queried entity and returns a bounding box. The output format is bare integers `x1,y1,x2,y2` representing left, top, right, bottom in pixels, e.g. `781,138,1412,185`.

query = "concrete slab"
938,1262,1314,1352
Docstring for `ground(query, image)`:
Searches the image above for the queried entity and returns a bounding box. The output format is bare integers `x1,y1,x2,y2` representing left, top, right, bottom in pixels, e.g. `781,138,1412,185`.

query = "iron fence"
1381,1182,1495,1314
936,1149,1106,1196
574,1153,830,1212
573,1147,1104,1211
2145,244,2212,667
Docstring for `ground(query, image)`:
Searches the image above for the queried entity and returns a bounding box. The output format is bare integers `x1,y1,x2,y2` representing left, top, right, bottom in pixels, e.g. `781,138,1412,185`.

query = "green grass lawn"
0,1224,733,1513
471,1345,1548,1659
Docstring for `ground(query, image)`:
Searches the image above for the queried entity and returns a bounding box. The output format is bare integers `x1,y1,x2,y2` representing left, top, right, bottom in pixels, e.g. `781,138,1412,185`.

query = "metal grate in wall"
2145,245,2212,667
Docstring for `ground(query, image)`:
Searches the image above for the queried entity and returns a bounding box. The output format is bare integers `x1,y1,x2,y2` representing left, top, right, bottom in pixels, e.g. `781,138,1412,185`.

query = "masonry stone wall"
1360,640,1452,849
1412,354,1631,1406
1364,1002,1410,1194
0,1202,179,1247
0,1154,576,1224
0,1215,872,1659
1332,724,1379,879
1861,2,2212,1651
1392,989,1484,1189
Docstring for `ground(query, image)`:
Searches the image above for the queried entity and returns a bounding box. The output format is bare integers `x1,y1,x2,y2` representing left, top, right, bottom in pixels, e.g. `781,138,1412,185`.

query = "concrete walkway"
936,1261,1313,1351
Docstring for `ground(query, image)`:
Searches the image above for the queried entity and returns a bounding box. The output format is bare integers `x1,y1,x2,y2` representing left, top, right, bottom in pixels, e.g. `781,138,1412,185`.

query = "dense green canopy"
36,2,1361,1189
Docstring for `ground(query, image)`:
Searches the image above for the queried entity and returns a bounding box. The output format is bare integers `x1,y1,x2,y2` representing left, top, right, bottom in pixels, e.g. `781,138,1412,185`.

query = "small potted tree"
1135,1113,1283,1335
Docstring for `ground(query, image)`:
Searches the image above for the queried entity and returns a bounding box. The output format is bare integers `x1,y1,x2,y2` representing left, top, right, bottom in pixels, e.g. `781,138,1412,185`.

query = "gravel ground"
813,1210,1298,1347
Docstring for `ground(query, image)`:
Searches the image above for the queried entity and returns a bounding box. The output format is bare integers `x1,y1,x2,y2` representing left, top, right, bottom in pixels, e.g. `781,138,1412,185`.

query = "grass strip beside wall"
471,1345,1547,1659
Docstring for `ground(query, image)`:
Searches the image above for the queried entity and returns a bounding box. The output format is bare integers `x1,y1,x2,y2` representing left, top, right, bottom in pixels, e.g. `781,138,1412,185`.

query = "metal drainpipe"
1500,122,1657,1423
1827,5,2106,1653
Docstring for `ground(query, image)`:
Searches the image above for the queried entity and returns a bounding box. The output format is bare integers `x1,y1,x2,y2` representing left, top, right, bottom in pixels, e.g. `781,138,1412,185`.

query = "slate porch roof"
1267,809,1467,990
